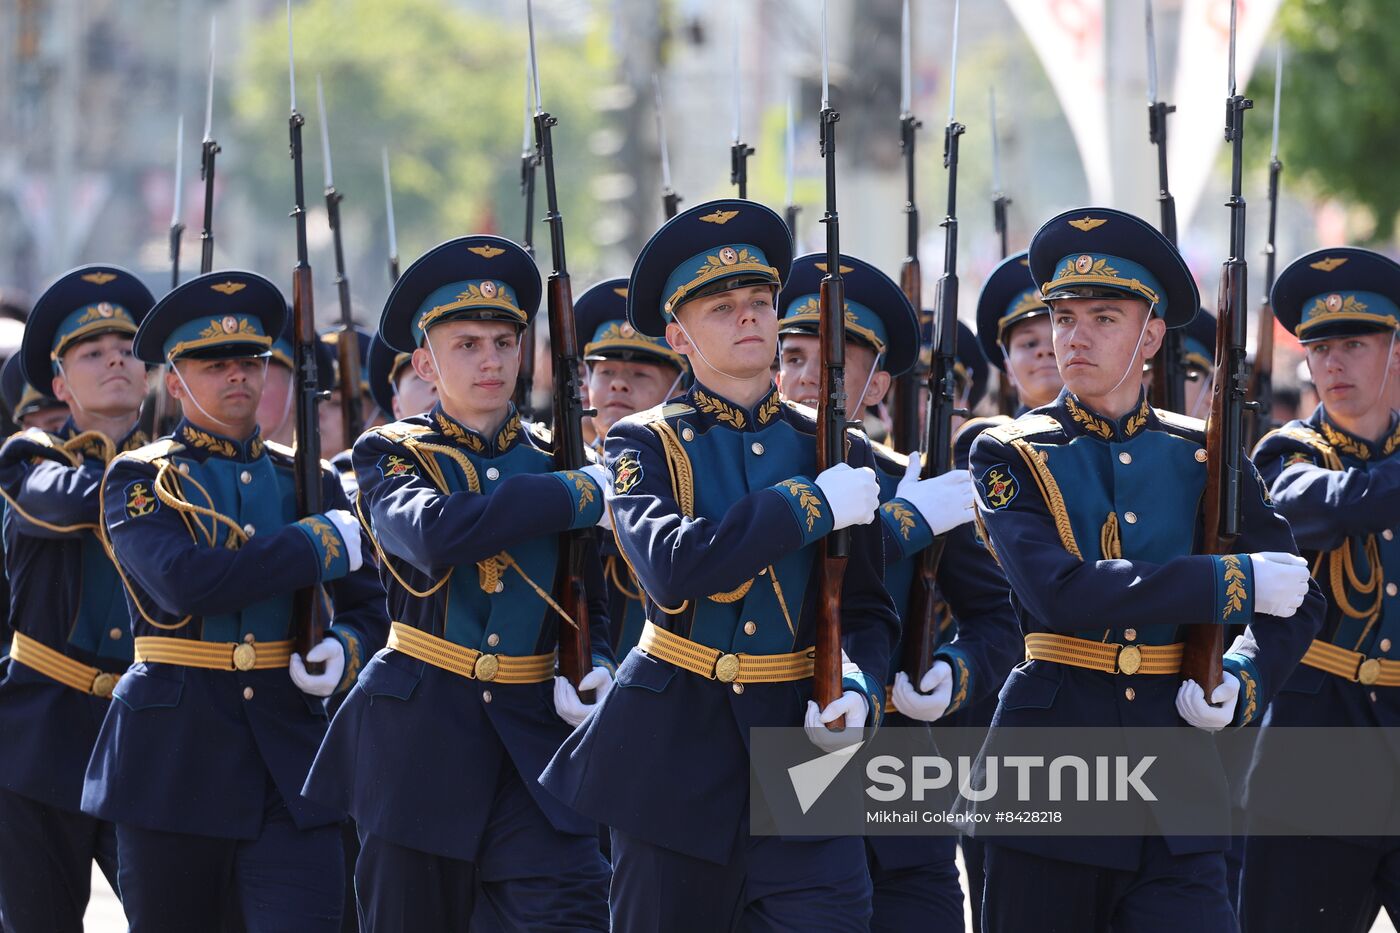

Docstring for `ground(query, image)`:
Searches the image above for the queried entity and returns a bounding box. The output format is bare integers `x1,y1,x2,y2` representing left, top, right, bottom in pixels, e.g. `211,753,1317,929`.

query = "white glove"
1175,674,1240,732
895,454,976,537
804,691,869,753
813,464,880,531
289,637,347,697
1249,551,1309,618
1226,628,1259,661
892,661,953,722
553,666,614,728
580,464,614,530
324,509,364,573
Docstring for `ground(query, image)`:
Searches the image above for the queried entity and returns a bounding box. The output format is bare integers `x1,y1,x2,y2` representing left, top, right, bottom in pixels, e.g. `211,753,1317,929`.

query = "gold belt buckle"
1358,658,1382,686
1117,644,1143,676
474,654,500,682
714,653,741,683
232,643,257,671
91,672,118,699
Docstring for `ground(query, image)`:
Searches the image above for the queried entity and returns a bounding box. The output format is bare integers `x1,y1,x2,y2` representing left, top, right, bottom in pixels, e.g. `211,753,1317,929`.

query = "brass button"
242,523,256,537
1123,628,1137,642
91,673,118,699
682,428,695,442
1117,645,1142,675
1123,512,1138,525
1124,687,1136,701
232,643,256,671
494,581,504,594
242,687,254,701
486,633,500,647
239,470,252,485
743,621,757,636
1359,659,1381,685
1382,638,1393,653
109,627,124,640
179,462,190,474
482,690,493,703
1118,452,1132,465
714,653,741,683
474,654,500,682
1386,530,1395,542
1194,449,1207,463
1388,583,1398,598
751,442,765,456
243,633,255,644
732,683,745,695
486,467,500,481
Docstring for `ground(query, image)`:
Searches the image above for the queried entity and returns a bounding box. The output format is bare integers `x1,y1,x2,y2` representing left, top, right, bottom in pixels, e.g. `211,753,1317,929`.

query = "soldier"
969,208,1323,932
542,199,898,929
574,277,687,655
1243,247,1400,930
775,251,1022,930
1,353,68,434
0,267,152,932
976,251,1061,414
303,236,616,932
84,270,387,932
319,327,379,458
366,334,436,424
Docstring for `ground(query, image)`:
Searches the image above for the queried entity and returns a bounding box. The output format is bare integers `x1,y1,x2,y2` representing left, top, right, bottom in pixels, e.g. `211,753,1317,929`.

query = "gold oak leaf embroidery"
777,479,823,531
301,515,343,570
757,392,781,425
1124,399,1150,437
1221,554,1247,621
180,426,237,458
435,413,485,453
568,471,596,512
1065,396,1113,440
1320,422,1370,461
495,413,521,450
693,389,746,429
884,501,916,540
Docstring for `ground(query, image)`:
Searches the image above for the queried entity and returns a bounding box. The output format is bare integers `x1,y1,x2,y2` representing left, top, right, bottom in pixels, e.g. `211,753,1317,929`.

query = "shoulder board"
527,420,553,445
264,440,296,460
625,401,695,427
1258,424,1330,453
986,414,1062,443
782,399,817,420
367,422,434,445
120,438,185,465
1153,408,1207,435
1,427,66,456
870,440,910,469
955,415,1012,445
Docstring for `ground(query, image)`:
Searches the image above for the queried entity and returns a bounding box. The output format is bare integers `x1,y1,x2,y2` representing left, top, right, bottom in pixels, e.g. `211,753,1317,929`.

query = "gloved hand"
804,691,869,753
813,464,880,531
324,509,364,573
1175,674,1240,732
1249,551,1309,618
553,666,614,728
581,464,613,529
895,454,976,536
892,660,953,722
290,637,347,697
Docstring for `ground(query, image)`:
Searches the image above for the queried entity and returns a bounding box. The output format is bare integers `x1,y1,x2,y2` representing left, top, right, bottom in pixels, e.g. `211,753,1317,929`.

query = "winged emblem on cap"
699,210,740,225
1309,257,1349,272
468,245,506,259
81,272,117,285
612,287,628,298
210,281,247,296
813,263,856,274
1068,216,1108,232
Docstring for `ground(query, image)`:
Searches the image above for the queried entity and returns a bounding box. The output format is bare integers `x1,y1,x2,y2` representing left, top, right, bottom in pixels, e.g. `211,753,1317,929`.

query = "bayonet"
199,16,220,274
654,75,681,220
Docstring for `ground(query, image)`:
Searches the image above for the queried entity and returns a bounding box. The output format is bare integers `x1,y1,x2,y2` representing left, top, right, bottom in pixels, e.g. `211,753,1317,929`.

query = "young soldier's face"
318,391,376,453
776,332,888,421
667,285,778,382
255,363,293,438
413,319,521,419
1003,315,1062,408
1050,298,1163,400
53,332,147,417
168,357,267,429
391,365,438,420
1305,331,1400,420
21,405,70,434
586,358,679,435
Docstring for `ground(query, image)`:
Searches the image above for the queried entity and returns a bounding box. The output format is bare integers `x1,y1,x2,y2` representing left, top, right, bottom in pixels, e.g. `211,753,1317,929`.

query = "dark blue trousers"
962,835,986,933
982,838,1237,933
865,837,964,932
116,789,342,933
1241,835,1400,932
0,787,117,933
610,828,872,932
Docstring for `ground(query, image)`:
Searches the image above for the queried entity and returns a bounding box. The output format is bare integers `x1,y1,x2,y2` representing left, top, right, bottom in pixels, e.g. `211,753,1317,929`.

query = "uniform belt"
386,622,554,684
9,632,121,698
1023,633,1184,676
638,621,815,684
1301,639,1400,687
133,636,293,671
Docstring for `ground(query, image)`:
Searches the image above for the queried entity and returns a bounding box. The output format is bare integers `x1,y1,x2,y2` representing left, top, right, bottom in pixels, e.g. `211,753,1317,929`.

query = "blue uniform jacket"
969,390,1323,870
302,404,615,862
81,420,388,839
541,382,900,864
0,420,146,811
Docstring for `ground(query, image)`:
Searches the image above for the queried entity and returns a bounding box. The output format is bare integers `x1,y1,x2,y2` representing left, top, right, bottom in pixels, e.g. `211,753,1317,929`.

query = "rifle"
901,0,964,686
1184,0,1253,697
169,116,185,290
890,0,923,455
382,148,400,284
1145,0,1187,413
783,93,800,240
200,16,220,276
1245,46,1283,450
729,3,753,199
317,76,363,449
527,0,595,696
516,60,539,419
287,3,326,671
989,88,1018,416
654,76,682,220
813,0,848,717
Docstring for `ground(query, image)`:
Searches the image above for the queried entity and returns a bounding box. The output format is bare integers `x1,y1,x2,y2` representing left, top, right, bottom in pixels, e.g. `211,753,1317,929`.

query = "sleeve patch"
1282,451,1314,468
978,464,1018,510
124,481,159,518
378,453,416,478
614,450,643,494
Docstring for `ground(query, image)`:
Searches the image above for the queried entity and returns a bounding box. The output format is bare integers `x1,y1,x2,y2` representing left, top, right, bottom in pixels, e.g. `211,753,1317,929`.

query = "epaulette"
986,413,1062,443
955,415,1012,445
262,440,336,472
624,401,695,427
0,428,71,465
1153,408,1207,437
120,438,185,464
527,420,553,445
870,440,910,469
1257,424,1329,453
368,422,434,444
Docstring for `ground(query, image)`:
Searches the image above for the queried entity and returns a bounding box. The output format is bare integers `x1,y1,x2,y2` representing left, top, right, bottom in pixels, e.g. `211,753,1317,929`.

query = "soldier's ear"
164,367,184,401
665,319,692,356
1141,314,1167,360
411,345,437,384
50,372,71,405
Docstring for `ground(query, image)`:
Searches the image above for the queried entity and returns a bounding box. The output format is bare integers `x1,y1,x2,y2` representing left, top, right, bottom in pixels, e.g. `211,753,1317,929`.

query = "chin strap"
170,359,267,432
673,319,753,382
1106,303,1158,396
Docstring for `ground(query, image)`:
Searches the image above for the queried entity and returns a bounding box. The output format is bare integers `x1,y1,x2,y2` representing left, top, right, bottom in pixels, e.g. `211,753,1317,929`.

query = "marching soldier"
366,334,436,424
574,277,687,655
303,236,616,931
976,251,1062,414
775,251,1022,930
1244,247,1400,930
84,270,387,932
969,208,1323,931
0,266,152,932
319,327,378,459
1,353,68,434
543,199,899,929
